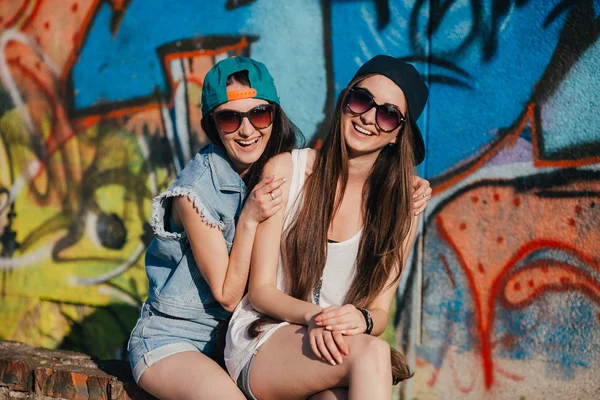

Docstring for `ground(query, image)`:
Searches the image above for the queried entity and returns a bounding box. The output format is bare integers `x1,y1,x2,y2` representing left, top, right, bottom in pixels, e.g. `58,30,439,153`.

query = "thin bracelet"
357,308,373,335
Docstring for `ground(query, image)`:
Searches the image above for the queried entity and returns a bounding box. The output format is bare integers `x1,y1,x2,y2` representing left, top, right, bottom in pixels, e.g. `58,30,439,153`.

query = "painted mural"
0,0,598,399
386,0,600,398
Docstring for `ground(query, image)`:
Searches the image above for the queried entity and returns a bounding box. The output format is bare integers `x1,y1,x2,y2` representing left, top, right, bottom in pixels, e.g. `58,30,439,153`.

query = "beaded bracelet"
357,307,373,335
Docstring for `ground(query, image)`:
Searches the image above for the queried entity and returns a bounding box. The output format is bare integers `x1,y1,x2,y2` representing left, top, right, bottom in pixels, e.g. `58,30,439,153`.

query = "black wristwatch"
357,308,373,335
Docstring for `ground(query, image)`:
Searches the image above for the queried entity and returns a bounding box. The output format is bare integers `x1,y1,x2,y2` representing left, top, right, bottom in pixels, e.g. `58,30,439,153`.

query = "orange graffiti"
435,178,600,389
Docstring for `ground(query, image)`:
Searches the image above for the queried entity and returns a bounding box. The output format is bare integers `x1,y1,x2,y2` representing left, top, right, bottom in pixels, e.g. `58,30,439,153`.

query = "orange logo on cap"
227,89,257,101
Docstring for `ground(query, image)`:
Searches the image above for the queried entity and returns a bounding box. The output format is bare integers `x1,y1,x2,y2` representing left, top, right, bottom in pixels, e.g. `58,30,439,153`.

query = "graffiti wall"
0,0,598,398
387,0,600,398
0,0,327,359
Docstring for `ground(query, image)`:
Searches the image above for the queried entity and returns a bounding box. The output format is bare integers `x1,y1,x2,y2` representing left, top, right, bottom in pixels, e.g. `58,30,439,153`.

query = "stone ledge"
0,341,154,400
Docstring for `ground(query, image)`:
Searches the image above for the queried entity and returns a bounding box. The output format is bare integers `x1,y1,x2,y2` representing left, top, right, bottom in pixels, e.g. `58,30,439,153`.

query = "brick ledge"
0,340,153,400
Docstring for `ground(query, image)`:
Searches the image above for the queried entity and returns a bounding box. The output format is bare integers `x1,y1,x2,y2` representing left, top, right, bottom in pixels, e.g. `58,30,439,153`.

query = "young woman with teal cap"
225,55,432,399
127,56,302,399
128,55,431,399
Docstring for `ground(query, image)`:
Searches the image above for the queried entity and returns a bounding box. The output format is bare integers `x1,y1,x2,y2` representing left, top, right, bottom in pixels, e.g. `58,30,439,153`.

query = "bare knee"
365,336,391,366
349,335,391,369
137,352,245,400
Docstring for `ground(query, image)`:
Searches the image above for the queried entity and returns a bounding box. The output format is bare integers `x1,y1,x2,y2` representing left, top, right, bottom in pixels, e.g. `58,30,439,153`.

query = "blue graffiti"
541,39,600,158
330,0,569,176
71,0,326,140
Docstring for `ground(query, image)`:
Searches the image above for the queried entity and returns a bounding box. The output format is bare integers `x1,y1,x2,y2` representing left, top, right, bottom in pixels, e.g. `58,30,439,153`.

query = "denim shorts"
127,303,223,383
236,352,258,400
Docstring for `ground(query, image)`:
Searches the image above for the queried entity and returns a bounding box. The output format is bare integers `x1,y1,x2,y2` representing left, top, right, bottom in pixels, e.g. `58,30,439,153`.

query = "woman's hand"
241,175,286,225
308,315,349,366
412,176,432,215
314,305,367,336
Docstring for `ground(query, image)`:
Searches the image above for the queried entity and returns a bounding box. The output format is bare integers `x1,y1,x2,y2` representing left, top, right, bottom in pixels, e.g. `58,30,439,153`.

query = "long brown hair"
248,75,417,383
282,75,416,308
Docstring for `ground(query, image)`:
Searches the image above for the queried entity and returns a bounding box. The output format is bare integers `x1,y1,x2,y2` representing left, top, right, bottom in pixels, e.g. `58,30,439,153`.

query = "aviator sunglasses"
345,87,406,132
212,104,276,134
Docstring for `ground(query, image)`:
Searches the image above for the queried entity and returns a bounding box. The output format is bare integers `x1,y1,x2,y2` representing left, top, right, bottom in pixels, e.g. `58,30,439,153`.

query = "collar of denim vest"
208,144,246,193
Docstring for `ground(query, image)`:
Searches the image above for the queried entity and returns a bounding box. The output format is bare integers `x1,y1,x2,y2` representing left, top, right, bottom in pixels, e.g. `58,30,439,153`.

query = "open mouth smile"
235,137,260,150
353,123,375,137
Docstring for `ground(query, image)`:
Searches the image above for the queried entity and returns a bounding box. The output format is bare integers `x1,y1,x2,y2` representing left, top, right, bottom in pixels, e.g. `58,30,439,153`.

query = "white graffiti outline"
0,244,52,269
136,134,158,196
357,37,374,63
0,29,60,135
98,284,138,306
360,4,389,54
0,29,61,204
71,243,145,286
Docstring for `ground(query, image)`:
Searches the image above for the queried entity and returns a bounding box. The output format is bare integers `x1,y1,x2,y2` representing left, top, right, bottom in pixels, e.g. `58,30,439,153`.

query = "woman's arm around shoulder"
173,171,286,312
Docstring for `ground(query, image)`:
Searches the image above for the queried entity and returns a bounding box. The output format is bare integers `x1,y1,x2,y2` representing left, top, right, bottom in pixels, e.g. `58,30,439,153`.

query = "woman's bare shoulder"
263,151,293,180
305,148,318,177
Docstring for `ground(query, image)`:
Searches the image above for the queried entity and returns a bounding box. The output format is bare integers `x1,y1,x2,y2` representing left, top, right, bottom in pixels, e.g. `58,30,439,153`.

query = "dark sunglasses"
212,104,276,134
345,87,405,132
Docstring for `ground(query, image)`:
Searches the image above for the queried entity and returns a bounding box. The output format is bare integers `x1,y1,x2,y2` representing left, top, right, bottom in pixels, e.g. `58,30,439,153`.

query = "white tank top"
224,148,362,381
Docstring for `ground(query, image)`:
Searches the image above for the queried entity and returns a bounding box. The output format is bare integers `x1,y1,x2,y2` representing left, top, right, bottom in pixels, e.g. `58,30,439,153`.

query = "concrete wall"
0,1,598,398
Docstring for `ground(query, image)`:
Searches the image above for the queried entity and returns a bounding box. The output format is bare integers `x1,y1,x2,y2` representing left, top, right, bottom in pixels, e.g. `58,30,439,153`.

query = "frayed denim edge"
151,187,225,240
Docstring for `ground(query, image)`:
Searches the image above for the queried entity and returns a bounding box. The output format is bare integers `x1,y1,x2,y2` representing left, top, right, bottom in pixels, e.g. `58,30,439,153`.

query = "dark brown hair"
200,71,304,193
282,74,415,308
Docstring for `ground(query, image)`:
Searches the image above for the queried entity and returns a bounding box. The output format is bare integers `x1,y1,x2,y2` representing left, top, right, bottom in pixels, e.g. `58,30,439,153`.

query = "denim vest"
145,144,246,320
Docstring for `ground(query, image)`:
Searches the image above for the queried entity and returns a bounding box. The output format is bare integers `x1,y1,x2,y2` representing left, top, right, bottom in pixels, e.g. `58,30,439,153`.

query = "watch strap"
357,307,373,335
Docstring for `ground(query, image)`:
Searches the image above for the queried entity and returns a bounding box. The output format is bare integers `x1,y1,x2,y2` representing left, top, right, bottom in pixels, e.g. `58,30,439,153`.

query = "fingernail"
337,359,343,364
415,211,420,215
283,178,287,182
413,194,417,199
326,326,332,330
330,359,336,366
341,331,347,335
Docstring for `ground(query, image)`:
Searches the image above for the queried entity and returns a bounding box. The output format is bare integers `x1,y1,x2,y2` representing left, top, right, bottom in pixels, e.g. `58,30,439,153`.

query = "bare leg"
310,389,348,400
138,351,245,400
249,325,392,400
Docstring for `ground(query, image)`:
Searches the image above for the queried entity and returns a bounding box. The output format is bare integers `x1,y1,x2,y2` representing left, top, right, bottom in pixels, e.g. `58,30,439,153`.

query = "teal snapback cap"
201,56,280,117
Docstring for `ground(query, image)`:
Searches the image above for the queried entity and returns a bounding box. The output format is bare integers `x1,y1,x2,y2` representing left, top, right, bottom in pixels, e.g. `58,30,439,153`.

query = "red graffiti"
435,183,600,389
501,261,600,309
1,0,29,29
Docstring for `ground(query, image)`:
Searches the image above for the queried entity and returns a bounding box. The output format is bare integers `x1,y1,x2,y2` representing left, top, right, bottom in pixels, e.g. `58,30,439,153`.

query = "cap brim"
410,119,425,166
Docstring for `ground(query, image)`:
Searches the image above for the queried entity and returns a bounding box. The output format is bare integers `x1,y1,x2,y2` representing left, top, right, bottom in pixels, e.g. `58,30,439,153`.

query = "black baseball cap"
351,55,428,165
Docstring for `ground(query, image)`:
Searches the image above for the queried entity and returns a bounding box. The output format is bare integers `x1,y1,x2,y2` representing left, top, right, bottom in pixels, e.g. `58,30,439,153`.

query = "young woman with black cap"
224,55,431,399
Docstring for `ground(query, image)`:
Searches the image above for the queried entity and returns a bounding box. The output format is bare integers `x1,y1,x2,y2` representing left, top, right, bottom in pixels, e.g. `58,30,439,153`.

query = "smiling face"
212,81,273,175
341,74,408,158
